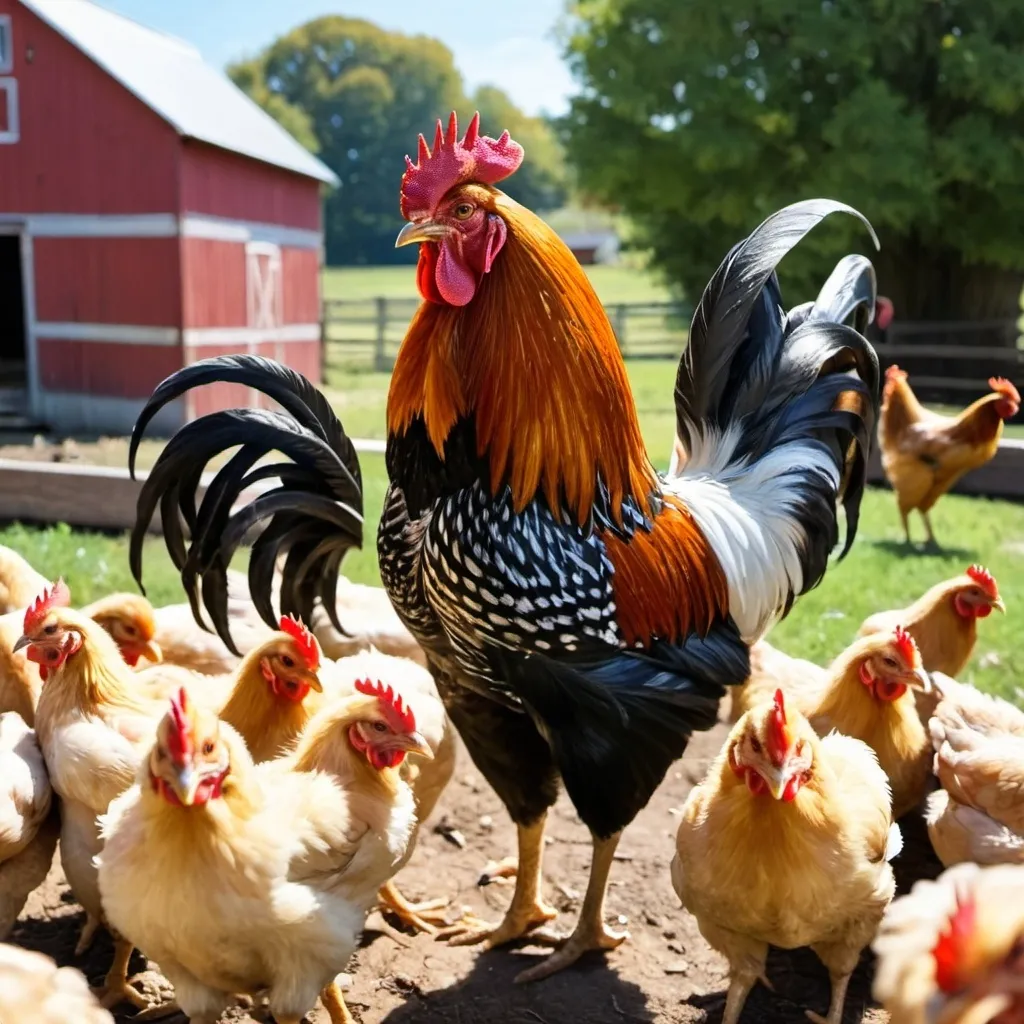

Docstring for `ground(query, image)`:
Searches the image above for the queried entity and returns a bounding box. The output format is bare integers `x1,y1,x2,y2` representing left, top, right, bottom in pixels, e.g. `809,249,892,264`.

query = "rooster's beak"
12,634,31,654
401,731,433,760
395,220,448,248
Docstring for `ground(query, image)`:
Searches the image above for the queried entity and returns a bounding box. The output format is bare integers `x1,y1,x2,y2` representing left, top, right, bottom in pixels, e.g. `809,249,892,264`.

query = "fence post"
613,304,628,353
374,297,388,372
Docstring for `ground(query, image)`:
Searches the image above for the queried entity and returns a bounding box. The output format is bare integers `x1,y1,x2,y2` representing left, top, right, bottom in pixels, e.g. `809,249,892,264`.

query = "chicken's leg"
898,508,911,546
514,831,628,984
378,879,452,934
439,816,557,947
92,936,149,1011
722,972,759,1024
74,912,101,955
320,980,356,1024
921,510,938,548
805,969,852,1024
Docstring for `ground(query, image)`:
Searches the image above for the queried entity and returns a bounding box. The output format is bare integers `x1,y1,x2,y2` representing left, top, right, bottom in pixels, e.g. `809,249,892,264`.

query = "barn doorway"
0,233,28,419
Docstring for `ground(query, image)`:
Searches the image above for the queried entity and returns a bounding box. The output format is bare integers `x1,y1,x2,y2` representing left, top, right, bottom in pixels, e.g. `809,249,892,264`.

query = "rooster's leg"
513,831,628,984
320,980,356,1024
378,879,453,934
440,816,557,947
92,936,150,1011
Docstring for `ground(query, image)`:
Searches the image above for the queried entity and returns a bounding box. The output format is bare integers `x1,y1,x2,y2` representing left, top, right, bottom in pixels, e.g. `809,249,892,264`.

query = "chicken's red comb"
885,364,907,383
766,689,790,767
893,625,919,667
966,564,998,599
23,579,71,635
278,615,320,672
354,677,417,734
166,687,192,764
400,110,524,219
932,890,976,993
988,377,1020,404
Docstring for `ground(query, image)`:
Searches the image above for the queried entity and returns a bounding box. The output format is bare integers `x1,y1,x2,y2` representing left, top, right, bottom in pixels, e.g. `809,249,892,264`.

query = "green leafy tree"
563,0,1024,324
230,18,568,266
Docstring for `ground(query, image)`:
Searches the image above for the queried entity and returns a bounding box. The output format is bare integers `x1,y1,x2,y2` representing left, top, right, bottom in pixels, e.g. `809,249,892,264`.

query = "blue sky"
102,0,576,116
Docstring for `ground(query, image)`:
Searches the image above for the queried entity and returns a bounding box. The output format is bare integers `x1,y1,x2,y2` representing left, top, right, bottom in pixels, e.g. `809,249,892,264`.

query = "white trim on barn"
0,77,19,144
35,322,179,345
10,212,323,249
183,324,320,347
33,322,321,347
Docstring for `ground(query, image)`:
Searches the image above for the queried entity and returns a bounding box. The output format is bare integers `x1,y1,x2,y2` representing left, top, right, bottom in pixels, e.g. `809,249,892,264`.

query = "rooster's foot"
439,897,558,949
514,918,628,983
478,855,518,885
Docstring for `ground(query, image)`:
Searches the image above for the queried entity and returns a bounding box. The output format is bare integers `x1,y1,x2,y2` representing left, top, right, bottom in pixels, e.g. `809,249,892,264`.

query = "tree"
230,18,568,266
562,0,1024,325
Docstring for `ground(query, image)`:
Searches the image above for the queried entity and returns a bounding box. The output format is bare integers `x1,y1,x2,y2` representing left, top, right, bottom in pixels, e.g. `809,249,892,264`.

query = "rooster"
879,367,1019,546
129,113,879,981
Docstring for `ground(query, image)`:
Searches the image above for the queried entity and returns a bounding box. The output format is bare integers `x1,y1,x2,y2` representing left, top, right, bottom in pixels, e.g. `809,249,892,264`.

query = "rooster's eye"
750,738,762,754
454,202,474,220
281,655,294,669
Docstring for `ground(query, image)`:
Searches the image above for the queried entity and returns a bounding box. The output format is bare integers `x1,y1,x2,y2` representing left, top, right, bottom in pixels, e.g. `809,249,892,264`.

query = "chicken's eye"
44,624,58,635
750,738,762,754
202,741,214,756
372,721,388,733
882,656,899,670
124,625,137,636
281,654,295,669
453,202,474,220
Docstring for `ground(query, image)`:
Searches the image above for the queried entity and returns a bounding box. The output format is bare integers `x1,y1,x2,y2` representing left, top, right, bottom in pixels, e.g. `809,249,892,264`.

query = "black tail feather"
130,356,362,651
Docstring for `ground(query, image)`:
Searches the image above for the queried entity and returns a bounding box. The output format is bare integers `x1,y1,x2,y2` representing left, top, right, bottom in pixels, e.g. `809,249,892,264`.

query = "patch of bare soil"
9,722,941,1024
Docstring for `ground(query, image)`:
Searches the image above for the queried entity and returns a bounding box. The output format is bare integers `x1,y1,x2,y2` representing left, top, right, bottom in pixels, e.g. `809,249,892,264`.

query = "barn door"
245,242,282,408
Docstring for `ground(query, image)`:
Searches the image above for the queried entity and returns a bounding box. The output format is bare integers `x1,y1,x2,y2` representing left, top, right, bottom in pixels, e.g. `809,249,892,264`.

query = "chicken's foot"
514,831,628,984
805,968,852,1024
321,979,356,1024
439,816,557,948
377,879,452,934
74,912,101,956
91,937,150,1011
133,1000,182,1021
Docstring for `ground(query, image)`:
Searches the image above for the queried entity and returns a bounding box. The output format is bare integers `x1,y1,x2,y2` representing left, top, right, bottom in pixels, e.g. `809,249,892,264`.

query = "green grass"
322,263,672,305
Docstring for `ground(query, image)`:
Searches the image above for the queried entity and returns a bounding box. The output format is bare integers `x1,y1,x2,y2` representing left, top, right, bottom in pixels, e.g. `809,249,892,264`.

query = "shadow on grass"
867,538,975,561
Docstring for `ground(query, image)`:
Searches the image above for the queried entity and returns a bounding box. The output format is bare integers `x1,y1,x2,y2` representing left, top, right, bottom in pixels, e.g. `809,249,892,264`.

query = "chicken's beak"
306,671,323,694
993,597,1006,614
758,767,788,801
12,634,31,654
135,639,162,664
401,731,434,760
171,764,200,806
909,666,932,693
395,220,448,248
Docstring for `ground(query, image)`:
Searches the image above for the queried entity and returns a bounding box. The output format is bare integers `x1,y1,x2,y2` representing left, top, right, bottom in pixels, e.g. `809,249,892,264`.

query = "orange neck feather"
388,194,657,525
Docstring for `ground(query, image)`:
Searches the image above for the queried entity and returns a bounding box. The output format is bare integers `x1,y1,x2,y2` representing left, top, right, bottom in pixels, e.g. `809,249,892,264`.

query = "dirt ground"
9,718,942,1024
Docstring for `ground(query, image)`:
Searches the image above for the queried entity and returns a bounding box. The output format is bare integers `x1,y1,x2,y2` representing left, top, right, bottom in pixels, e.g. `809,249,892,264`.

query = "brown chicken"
925,673,1024,868
0,546,50,616
0,712,58,939
859,565,1005,731
873,861,1024,1024
673,690,901,1024
729,639,827,723
0,943,114,1024
810,627,934,818
17,580,167,1009
134,615,327,763
97,685,428,1023
879,368,1020,546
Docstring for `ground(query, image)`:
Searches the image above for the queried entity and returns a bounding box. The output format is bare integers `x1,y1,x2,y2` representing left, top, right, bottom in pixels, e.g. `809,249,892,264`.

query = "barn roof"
19,0,339,186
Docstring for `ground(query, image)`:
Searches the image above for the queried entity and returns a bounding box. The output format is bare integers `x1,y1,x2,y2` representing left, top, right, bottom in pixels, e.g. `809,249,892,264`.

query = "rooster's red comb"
932,889,976,993
278,615,320,671
23,579,71,635
988,377,1020,404
765,689,791,767
166,687,192,764
400,111,524,219
354,677,416,734
893,625,919,666
966,564,998,599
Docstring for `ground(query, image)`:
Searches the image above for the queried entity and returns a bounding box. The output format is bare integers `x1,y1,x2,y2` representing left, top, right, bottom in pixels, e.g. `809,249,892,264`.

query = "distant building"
0,0,337,434
560,230,620,266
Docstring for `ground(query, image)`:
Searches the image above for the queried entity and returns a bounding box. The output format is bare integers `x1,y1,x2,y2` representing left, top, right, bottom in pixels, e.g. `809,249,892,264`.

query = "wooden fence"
322,297,691,377
322,299,1023,408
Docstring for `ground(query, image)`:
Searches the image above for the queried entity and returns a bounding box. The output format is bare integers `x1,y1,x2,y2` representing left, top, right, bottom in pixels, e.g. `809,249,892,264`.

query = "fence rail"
322,298,1023,405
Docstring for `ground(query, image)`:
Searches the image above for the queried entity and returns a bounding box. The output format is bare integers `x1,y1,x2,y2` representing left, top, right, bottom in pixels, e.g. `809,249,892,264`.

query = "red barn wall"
0,0,180,213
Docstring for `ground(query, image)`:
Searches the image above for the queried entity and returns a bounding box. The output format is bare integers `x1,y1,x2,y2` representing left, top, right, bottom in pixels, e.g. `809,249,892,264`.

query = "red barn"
0,0,337,434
